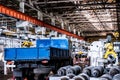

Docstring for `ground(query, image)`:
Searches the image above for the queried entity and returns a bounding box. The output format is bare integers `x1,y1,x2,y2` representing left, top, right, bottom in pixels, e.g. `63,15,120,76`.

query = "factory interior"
0,0,120,80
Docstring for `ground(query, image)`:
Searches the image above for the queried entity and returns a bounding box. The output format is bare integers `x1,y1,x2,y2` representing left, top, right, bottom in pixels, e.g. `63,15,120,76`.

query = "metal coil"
66,65,81,75
109,67,120,77
82,66,93,76
66,73,75,79
73,73,90,80
73,76,85,80
78,73,90,80
57,66,71,76
113,74,120,80
100,74,112,80
91,66,104,77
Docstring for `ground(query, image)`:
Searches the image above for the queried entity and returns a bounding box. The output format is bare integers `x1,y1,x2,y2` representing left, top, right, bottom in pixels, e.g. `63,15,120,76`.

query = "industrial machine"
104,42,117,64
48,33,120,80
4,38,73,80
21,40,33,47
88,40,106,66
88,33,120,67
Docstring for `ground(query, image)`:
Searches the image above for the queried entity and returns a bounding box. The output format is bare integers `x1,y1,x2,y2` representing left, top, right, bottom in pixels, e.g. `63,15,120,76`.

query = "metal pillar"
73,29,76,34
51,18,55,26
78,31,80,36
61,19,64,29
38,11,43,21
68,26,71,32
19,1,25,13
0,4,84,40
50,13,55,26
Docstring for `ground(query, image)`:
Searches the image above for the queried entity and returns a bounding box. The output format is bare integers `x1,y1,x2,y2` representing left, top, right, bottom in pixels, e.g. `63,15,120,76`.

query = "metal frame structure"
0,4,84,40
0,0,119,38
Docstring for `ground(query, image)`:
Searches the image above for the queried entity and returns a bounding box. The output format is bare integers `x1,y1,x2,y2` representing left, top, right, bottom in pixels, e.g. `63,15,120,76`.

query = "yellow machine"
104,32,119,60
78,51,83,55
104,43,117,59
21,40,33,47
113,31,119,39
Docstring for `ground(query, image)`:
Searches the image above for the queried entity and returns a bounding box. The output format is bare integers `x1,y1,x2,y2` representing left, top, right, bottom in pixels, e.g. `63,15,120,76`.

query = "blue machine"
5,47,50,60
4,38,72,80
36,38,69,49
5,38,69,60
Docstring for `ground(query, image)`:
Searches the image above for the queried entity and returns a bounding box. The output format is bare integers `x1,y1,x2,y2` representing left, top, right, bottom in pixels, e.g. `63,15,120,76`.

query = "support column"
19,0,25,38
38,11,44,37
68,26,71,32
61,19,64,29
19,0,25,13
50,13,58,37
73,29,76,34
51,18,55,26
78,31,80,36
16,28,20,38
38,11,43,21
50,13,55,26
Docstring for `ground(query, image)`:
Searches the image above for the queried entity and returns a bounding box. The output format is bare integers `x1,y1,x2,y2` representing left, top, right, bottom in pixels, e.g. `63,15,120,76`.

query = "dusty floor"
0,72,13,80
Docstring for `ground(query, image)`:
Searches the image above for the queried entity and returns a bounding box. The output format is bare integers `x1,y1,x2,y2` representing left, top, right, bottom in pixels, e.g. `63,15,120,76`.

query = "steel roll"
78,73,90,80
73,76,85,80
82,66,93,76
113,74,120,80
100,74,112,80
66,65,81,75
109,67,120,77
91,66,104,77
66,73,75,79
57,66,71,76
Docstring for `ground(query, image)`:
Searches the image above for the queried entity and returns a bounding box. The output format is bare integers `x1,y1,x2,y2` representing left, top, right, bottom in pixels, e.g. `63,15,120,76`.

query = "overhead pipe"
0,4,84,40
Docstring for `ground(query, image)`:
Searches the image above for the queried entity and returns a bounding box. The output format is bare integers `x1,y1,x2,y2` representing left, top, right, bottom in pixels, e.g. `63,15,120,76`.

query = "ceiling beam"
46,6,116,10
78,2,116,6
35,0,74,4
62,15,116,18
83,30,115,33
44,2,117,10
0,4,84,40
68,20,117,23
37,1,117,6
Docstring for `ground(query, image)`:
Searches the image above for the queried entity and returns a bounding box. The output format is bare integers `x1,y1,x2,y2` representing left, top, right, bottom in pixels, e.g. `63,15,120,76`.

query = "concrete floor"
0,74,100,80
49,76,100,80
0,72,13,80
